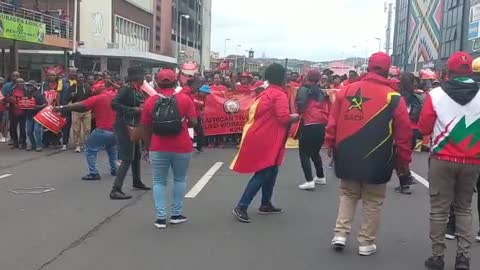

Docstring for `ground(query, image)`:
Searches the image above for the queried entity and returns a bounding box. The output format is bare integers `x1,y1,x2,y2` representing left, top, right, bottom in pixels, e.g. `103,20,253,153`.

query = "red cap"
250,80,265,91
156,69,176,84
447,51,473,75
306,69,321,82
368,52,392,72
241,71,252,78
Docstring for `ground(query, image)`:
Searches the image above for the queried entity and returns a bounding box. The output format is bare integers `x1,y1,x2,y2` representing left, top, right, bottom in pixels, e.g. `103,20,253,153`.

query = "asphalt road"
0,146,478,270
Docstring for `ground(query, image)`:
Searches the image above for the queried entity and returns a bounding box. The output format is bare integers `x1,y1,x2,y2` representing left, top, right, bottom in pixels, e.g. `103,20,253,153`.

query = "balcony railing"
0,2,73,40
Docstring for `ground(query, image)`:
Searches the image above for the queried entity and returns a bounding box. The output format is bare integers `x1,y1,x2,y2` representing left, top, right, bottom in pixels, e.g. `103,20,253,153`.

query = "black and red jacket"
325,73,413,184
296,85,330,125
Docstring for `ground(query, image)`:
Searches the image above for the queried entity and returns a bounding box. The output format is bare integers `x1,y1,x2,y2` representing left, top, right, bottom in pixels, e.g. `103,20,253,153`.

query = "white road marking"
185,162,223,198
410,170,429,188
0,174,12,179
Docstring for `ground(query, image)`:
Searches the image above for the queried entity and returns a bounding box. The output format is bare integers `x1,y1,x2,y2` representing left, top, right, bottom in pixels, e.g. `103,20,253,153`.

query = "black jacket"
71,83,92,103
111,83,146,126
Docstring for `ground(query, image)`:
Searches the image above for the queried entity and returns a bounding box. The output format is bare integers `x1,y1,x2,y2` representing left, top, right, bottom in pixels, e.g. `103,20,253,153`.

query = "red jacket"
235,83,251,94
231,84,291,173
296,85,329,125
325,73,412,184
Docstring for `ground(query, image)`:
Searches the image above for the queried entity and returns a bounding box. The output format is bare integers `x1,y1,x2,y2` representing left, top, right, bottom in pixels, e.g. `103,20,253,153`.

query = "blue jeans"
85,128,117,175
150,151,192,219
238,166,279,209
26,115,43,149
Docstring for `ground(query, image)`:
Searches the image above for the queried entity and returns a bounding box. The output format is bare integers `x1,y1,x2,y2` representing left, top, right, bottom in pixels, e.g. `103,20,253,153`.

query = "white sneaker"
61,145,67,151
358,244,377,256
298,181,315,190
0,137,6,143
314,177,327,185
74,146,82,153
331,236,346,250
445,233,456,240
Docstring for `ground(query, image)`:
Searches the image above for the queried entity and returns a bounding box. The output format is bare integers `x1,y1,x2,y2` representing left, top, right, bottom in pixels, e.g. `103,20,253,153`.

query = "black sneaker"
407,175,418,185
394,185,412,195
154,219,167,229
476,230,480,242
110,169,116,176
233,207,250,223
455,254,470,270
133,184,151,191
170,215,188,224
81,174,101,181
425,256,445,270
445,226,456,240
110,190,132,200
258,205,283,215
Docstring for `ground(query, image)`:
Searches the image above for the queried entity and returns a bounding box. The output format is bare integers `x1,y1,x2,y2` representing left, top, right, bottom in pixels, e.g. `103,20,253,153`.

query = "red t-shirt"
82,92,117,131
141,88,197,153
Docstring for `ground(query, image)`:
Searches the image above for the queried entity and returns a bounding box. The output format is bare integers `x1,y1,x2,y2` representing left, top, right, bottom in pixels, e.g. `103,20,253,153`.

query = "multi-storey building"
0,0,211,80
392,0,476,72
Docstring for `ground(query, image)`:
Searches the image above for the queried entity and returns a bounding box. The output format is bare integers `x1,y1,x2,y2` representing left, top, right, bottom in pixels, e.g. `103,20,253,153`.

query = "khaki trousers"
428,158,480,257
72,111,92,147
334,179,387,246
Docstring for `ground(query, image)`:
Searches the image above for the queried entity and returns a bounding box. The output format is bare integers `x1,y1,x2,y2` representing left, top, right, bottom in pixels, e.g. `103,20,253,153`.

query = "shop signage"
0,13,46,44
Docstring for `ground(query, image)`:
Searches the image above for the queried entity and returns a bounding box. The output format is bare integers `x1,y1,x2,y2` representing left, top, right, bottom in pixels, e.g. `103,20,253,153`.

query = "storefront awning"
78,48,177,65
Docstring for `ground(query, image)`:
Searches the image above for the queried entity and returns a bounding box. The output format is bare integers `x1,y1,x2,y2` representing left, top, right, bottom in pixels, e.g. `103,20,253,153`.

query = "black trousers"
194,117,205,150
10,113,26,147
112,124,143,191
62,112,72,146
298,124,326,182
397,129,423,186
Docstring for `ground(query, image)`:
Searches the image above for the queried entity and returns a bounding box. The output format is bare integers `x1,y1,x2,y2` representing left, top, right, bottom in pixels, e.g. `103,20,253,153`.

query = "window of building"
447,0,458,10
114,15,151,52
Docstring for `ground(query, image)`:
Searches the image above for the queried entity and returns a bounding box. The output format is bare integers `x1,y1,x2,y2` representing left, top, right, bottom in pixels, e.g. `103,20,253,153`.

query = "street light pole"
71,0,78,67
352,45,357,68
235,44,241,71
375,37,382,52
179,14,190,64
224,38,230,59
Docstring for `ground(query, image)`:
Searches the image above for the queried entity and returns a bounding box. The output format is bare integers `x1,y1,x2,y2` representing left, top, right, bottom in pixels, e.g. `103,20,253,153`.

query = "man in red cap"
326,52,412,256
419,51,480,270
235,72,253,94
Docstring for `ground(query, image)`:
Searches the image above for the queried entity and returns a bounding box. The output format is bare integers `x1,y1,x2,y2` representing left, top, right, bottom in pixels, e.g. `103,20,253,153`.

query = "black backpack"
152,94,183,135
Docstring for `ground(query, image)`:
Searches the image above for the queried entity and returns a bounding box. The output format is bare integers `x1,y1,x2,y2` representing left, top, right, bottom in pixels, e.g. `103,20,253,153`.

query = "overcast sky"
211,0,390,62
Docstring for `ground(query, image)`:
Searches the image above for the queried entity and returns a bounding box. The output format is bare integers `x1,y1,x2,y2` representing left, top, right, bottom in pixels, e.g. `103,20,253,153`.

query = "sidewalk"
0,142,63,171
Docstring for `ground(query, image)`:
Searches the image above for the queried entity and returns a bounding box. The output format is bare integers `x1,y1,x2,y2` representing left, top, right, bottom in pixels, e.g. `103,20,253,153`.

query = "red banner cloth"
203,90,255,136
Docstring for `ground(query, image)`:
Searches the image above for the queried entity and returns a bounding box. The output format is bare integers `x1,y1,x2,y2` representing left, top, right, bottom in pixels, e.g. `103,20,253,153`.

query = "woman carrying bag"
110,66,151,200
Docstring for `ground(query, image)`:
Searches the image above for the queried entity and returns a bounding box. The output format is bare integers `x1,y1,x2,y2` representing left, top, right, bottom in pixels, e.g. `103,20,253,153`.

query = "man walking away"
419,51,480,270
326,52,412,256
